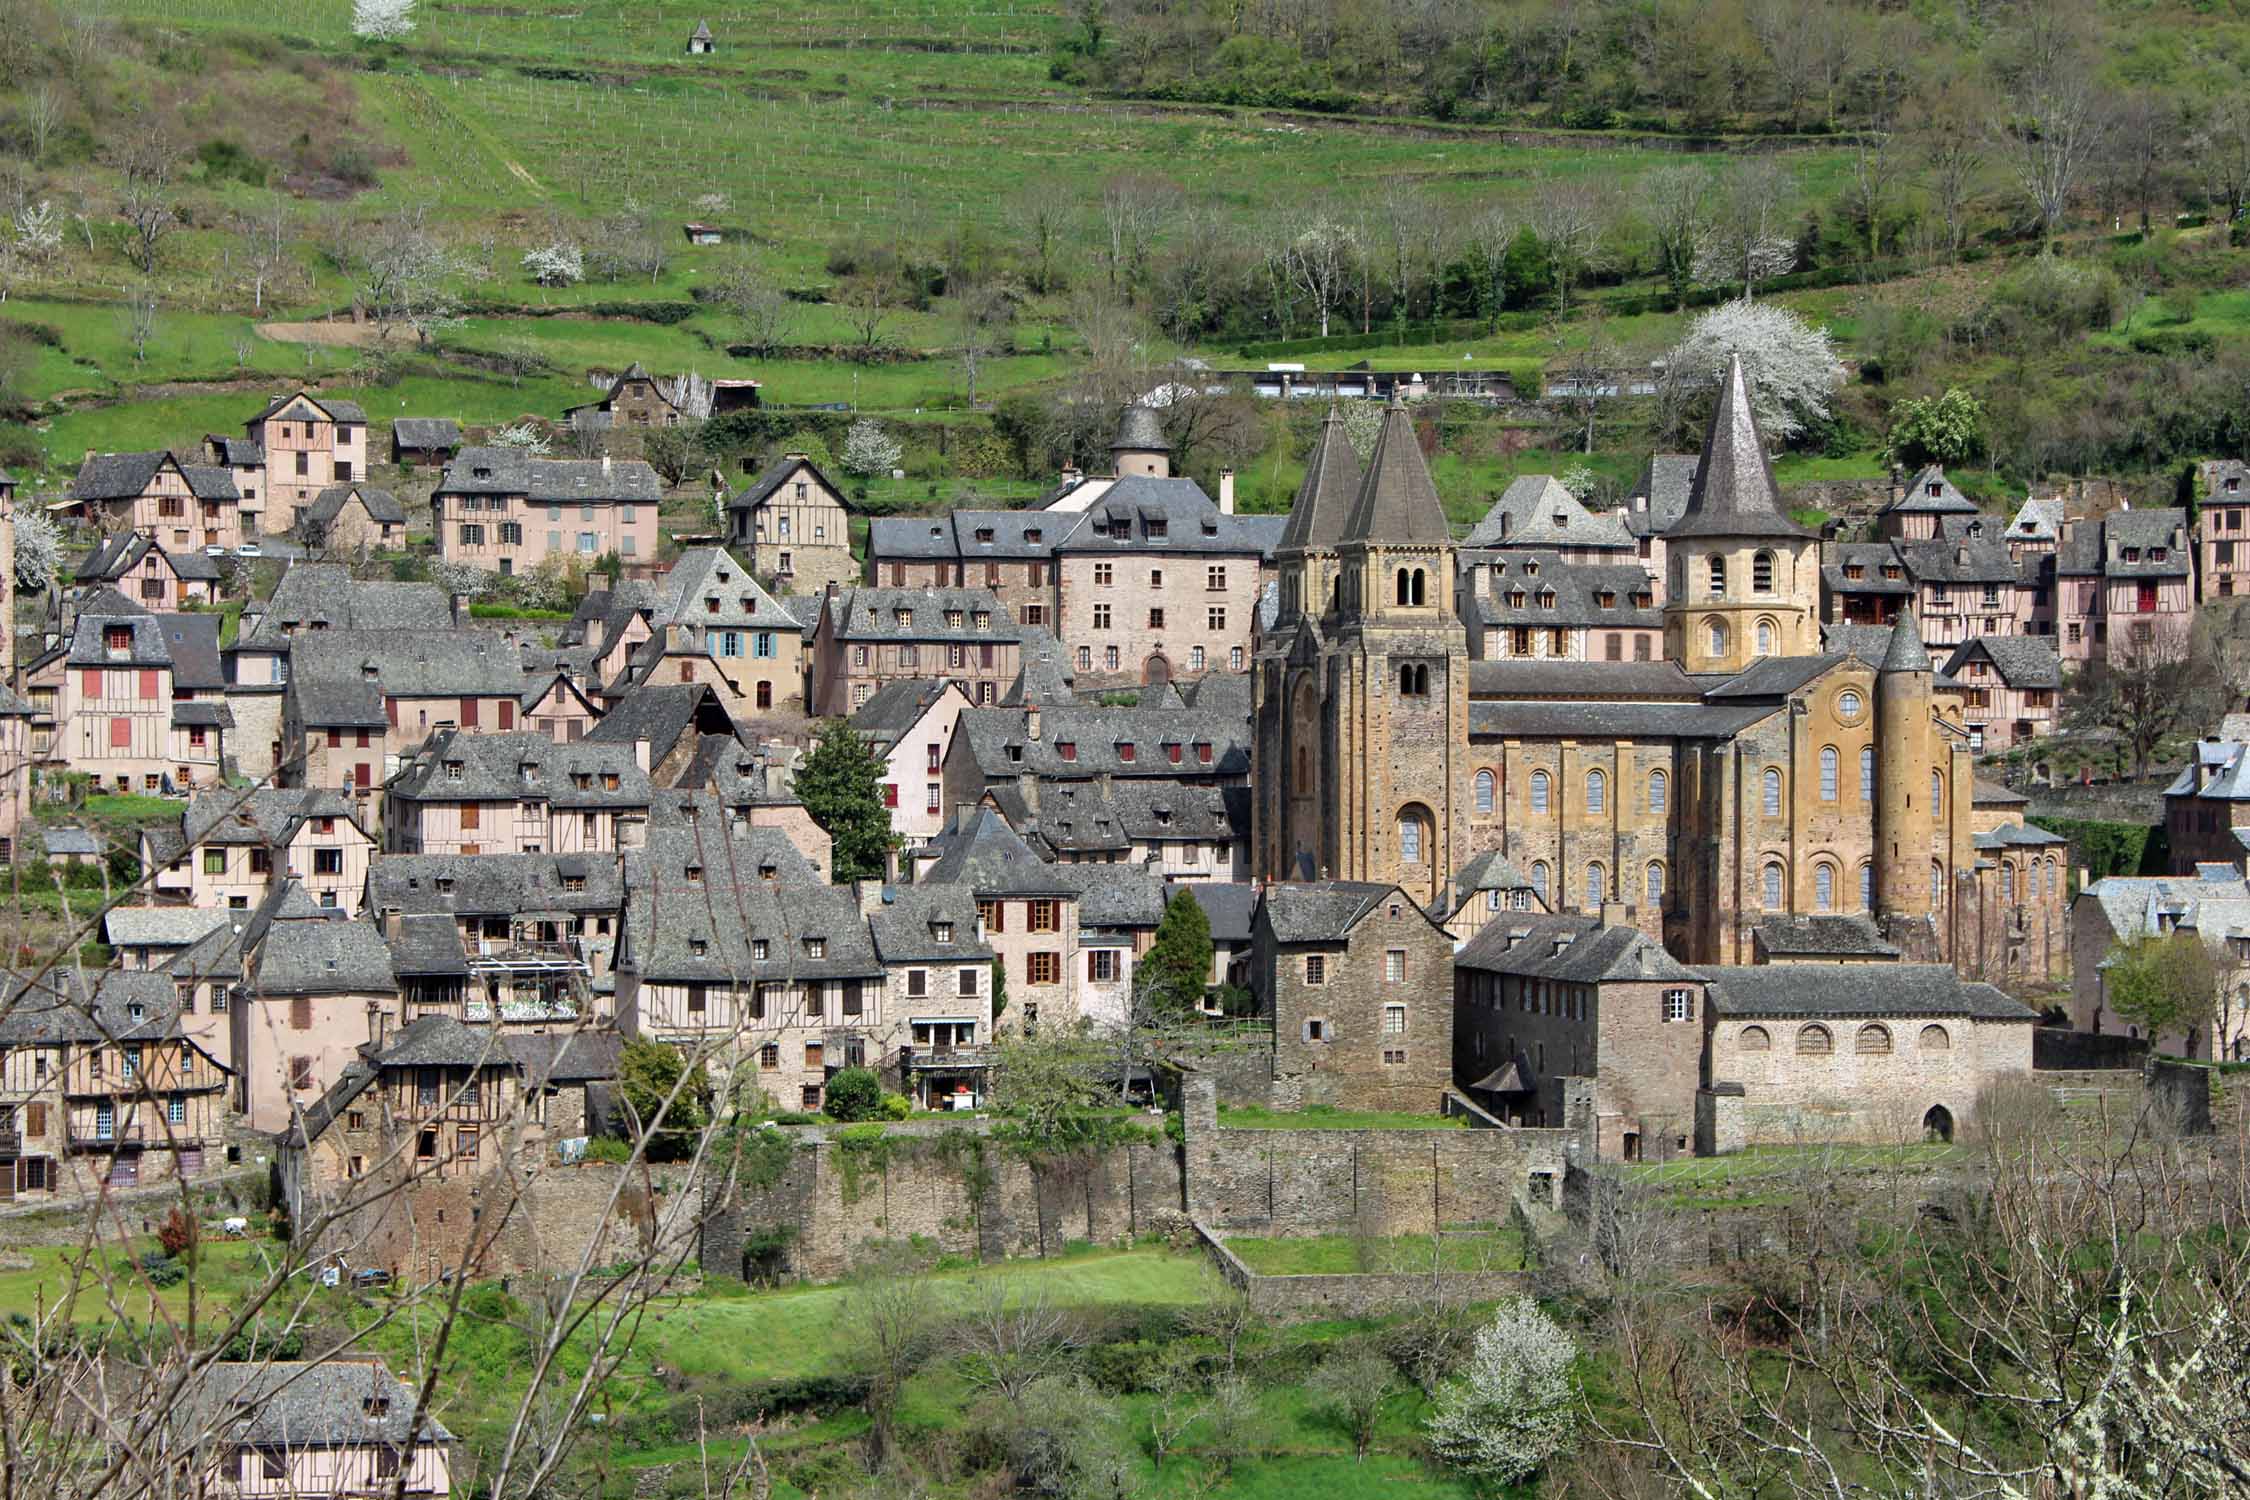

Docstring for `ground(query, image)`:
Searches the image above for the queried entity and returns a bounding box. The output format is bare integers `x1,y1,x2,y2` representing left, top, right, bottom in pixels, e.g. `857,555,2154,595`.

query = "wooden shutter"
289,997,311,1030
498,700,514,730
461,696,479,728
81,669,102,698
138,670,159,700
110,717,132,748
25,1102,45,1136
461,803,480,830
386,697,398,728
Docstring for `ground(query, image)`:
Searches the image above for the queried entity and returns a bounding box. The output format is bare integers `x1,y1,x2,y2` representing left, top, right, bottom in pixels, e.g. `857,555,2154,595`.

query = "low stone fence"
1189,1219,1532,1317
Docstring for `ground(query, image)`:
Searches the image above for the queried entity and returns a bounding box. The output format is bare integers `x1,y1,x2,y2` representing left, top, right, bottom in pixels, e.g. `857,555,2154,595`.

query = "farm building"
391,418,463,466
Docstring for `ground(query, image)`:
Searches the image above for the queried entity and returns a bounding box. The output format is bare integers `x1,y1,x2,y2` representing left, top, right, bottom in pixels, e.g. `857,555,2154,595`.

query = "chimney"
1889,464,1905,505
851,879,887,917
1497,512,1511,541
366,999,387,1046
1633,492,1647,513
601,453,612,474
1017,770,1039,813
449,592,471,627
632,737,651,773
1026,704,1042,741
1218,470,1236,515
83,449,94,464
1599,902,1631,930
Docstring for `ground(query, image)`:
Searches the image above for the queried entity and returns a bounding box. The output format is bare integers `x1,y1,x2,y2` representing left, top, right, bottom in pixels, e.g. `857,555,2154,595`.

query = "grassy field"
1224,1231,1525,1276
1216,1105,1465,1131
1624,1141,1965,1188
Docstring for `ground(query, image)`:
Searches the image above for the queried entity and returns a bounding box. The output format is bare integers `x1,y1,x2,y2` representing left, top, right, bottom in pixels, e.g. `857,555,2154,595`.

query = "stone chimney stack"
1599,902,1631,929
1218,470,1236,515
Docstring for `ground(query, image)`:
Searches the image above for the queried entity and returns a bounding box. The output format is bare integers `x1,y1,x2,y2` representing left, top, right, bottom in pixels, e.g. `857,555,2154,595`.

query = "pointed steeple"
1668,354,1813,541
1339,398,1451,547
1879,608,1931,674
1279,404,1363,554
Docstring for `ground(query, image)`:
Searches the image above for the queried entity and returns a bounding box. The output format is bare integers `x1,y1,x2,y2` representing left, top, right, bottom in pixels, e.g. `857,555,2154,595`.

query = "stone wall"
1193,1220,1532,1316
2023,781,2169,827
2033,1027,2149,1071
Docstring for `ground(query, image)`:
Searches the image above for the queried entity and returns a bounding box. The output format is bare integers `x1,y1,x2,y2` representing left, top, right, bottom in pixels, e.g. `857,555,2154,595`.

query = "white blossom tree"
1339,399,1385,460
489,421,554,455
842,418,903,477
352,0,416,41
13,506,61,593
522,241,584,290
1425,1297,1580,1486
11,200,61,265
1283,217,1356,338
1664,298,1840,445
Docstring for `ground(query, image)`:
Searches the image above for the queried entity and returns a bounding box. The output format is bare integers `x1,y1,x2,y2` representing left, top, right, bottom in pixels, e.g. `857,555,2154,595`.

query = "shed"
682,222,725,245
390,417,462,466
687,19,715,54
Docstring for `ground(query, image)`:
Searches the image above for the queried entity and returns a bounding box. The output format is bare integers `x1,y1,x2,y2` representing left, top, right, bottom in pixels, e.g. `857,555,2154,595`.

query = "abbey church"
1253,357,2066,975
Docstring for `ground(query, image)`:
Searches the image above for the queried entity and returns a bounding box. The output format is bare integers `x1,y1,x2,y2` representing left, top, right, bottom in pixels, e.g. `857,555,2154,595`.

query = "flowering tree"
352,0,416,40
1665,298,1840,445
489,421,553,455
13,507,61,593
1425,1297,1579,1485
841,419,903,477
521,242,584,289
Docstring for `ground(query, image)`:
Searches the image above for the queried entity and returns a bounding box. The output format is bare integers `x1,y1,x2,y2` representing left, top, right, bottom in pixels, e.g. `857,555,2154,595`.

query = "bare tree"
1009,179,1068,295
1308,1349,1400,1461
1989,2,2109,242
2061,616,2222,781
344,204,464,346
1917,79,1991,261
1283,215,1356,338
840,1248,941,1465
118,283,159,365
109,122,182,274
951,283,1013,409
2194,91,2250,228
1097,173,1176,299
1696,157,1797,298
1528,177,1616,313
710,257,797,357
22,82,63,165
1637,166,1711,309
234,194,297,315
950,1279,1083,1408
837,276,895,355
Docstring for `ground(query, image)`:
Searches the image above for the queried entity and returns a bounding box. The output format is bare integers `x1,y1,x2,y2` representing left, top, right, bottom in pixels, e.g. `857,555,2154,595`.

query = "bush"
156,1206,196,1260
823,1067,885,1122
880,1092,911,1120
138,1252,185,1288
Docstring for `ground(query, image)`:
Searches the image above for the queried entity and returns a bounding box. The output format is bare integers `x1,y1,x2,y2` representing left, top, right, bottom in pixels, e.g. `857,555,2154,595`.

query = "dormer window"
1596,591,1615,608
362,663,378,681
1524,561,1540,577
805,938,826,958
444,761,464,782
1116,742,1135,763
1507,591,1527,608
1166,743,1183,764
1155,808,1172,826
759,863,777,879
740,596,756,614
946,610,964,629
1201,519,1217,536
572,773,592,790
975,528,994,543
1844,564,1864,580
974,612,991,631
563,875,585,893
1632,591,1652,608
688,938,709,957
602,773,620,790
2151,547,2168,561
1538,590,1557,610
1145,519,1167,539
706,597,720,613
1058,741,1077,761
436,877,455,893
686,863,703,884
2124,547,2141,562
1967,521,1984,538
364,1397,390,1417
104,626,132,652
1927,480,1942,496
1552,512,1568,527
896,609,913,628
520,761,539,782
1006,744,1023,763
1025,528,1042,542
1882,565,1902,580
1196,742,1212,763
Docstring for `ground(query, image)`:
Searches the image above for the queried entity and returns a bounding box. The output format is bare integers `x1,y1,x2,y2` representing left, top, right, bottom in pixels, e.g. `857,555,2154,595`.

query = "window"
1585,863,1605,907
1648,769,1667,815
202,849,226,875
1756,620,1775,657
1382,1004,1406,1035
1474,769,1496,814
1645,862,1664,905
2001,863,2015,902
1094,562,1113,586
1582,768,1606,814
1931,771,1943,815
1762,768,1782,816
1762,861,1785,909
1739,1024,1771,1052
1819,746,1838,801
1706,554,1727,595
1207,607,1226,632
1530,770,1550,814
1707,619,1727,657
1028,899,1059,933
1797,1024,1833,1055
1305,955,1326,985
1861,861,1873,910
1663,989,1693,1022
1028,952,1061,986
1148,608,1165,629
1093,603,1111,630
1382,1049,1407,1065
1752,550,1774,593
1384,949,1406,982
1396,811,1426,863
1919,1024,1951,1052
1531,862,1549,901
1860,746,1874,802
1856,1023,1893,1055
1088,950,1118,983
1814,862,1835,911
1305,1019,1327,1042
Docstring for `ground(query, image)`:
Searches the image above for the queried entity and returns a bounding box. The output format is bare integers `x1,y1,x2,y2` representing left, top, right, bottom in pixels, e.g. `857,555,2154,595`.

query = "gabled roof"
1625,453,1698,539
653,545,788,630
249,390,368,426
1464,551,1657,630
1942,635,2061,690
867,883,995,964
1258,881,1420,944
820,587,1024,643
173,1361,449,1449
369,851,627,918
1277,405,1362,555
1883,466,1981,516
950,701,1252,781
1056,479,1279,559
1750,915,1900,960
304,484,406,527
1665,354,1812,541
1339,400,1451,548
1455,912,1697,982
75,533,221,584
1184,882,1259,945
237,566,453,650
1463,475,1632,550
918,808,1078,895
851,678,964,751
67,450,234,504
436,447,663,504
289,629,526,716
2008,495,2065,543
1698,963,2038,1020
391,417,461,450
727,453,854,515
387,729,653,809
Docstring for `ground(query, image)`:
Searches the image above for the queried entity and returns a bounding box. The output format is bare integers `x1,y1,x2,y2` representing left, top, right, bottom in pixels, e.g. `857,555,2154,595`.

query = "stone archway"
1142,653,1171,687
1922,1105,1954,1143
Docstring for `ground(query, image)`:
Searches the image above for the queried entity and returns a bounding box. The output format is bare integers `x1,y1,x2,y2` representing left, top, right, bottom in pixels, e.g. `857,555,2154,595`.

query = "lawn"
1224,1231,1526,1276
1216,1105,1465,1131
0,1236,291,1328
1624,1141,1965,1189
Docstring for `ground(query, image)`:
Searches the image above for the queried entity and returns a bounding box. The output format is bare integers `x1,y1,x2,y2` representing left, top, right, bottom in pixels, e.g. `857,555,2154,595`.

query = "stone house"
1622,452,1697,598
865,882,998,1109
298,483,407,555
1961,779,2070,988
366,852,624,1019
0,967,232,1198
142,788,376,913
2164,735,2250,875
104,906,231,971
913,808,1082,1033
50,611,230,792
1873,466,1983,542
563,363,685,432
808,585,1025,716
225,568,459,786
1461,550,1661,663
1697,963,2037,1150
431,448,662,574
1941,635,2062,753
1823,517,2022,649
61,450,245,552
1461,474,1638,563
940,688,1252,836
166,1359,453,1498
851,678,973,842
0,685,31,867
390,417,462,467
614,827,878,1109
687,18,715,53
726,454,857,593
1454,907,1707,1160
282,629,531,801
242,390,369,532
1051,481,1280,687
72,534,222,611
2070,865,2250,1060
869,509,1066,631
1250,881,1456,1114
638,545,803,714
201,434,268,532
382,730,653,857
979,770,1250,884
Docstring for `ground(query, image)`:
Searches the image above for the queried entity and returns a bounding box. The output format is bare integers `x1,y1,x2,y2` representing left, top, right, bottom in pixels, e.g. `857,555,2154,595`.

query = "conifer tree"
795,720,898,882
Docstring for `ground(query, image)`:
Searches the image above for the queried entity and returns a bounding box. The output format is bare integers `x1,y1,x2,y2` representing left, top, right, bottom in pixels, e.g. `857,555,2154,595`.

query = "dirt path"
256,320,389,348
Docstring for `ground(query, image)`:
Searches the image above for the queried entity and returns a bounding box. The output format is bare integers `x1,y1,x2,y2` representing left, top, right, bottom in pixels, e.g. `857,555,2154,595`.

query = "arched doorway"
1142,653,1171,687
1922,1105,1954,1143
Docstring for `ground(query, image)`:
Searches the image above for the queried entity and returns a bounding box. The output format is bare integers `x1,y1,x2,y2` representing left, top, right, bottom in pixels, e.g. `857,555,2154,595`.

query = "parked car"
236,542,262,557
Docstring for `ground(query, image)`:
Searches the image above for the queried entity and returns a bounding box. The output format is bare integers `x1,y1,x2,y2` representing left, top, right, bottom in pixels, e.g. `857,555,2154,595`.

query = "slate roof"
1942,635,2061,690
208,436,264,468
1899,535,2017,585
1339,400,1451,547
2079,870,2250,947
1702,653,1854,701
1446,849,1540,914
950,701,1252,781
1700,963,2038,1020
159,788,365,861
2060,509,2192,579
1184,882,1259,945
75,533,222,584
1880,610,1932,673
391,417,462,450
249,391,368,426
68,451,238,503
43,826,100,857
867,883,995,965
870,508,1065,563
436,447,664,504
1456,912,1699,982
1469,698,1775,741
1666,355,1813,541
1259,881,1404,943
2008,496,2065,544
103,905,233,950
1465,552,1659,631
1822,542,1914,597
1183,671,1251,715
1750,914,1900,959
1057,479,1280,559
652,546,787,631
67,611,179,669
622,837,877,983
1882,466,1981,516
850,679,961,753
506,1028,625,1086
821,587,1025,644
1064,862,1169,932
74,585,150,619
726,453,853,515
1463,475,1633,550
1626,453,1698,539
251,917,398,995
1971,822,2069,852
1466,659,1701,702
387,730,654,809
1277,405,1362,554
0,968,187,1045
236,567,453,651
917,808,1078,895
385,912,471,977
303,484,406,527
1112,404,1170,452
370,1013,523,1069
174,1361,450,1449
987,778,1249,858
288,629,526,724
2165,739,2250,803
583,682,744,768
367,854,624,926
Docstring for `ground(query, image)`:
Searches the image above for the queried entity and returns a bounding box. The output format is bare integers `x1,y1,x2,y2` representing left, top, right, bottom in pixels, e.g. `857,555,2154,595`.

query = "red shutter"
498,700,514,730
980,644,995,668
883,783,898,808
82,669,102,698
355,762,371,789
461,697,479,727
139,670,159,700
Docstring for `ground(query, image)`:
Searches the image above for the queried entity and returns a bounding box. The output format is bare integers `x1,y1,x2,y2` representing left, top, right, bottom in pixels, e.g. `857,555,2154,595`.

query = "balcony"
0,1129,20,1155
467,937,592,976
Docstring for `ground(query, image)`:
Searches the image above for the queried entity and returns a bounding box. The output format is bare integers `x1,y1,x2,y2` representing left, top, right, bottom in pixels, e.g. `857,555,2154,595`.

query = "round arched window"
1645,862,1665,905
1919,1024,1951,1053
1473,768,1496,815
1707,619,1728,656
1755,620,1775,657
1530,771,1551,814
1530,862,1550,901
1762,861,1786,909
1856,1023,1893,1055
1797,1023,1833,1056
1648,769,1668,815
1837,689,1863,719
1814,863,1835,911
1739,1024,1771,1052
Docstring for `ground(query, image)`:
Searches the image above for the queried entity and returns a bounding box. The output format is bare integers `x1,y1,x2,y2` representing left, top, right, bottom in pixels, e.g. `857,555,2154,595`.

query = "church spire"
1279,404,1362,555
1668,353,1813,541
1339,398,1451,547
1879,607,1931,674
